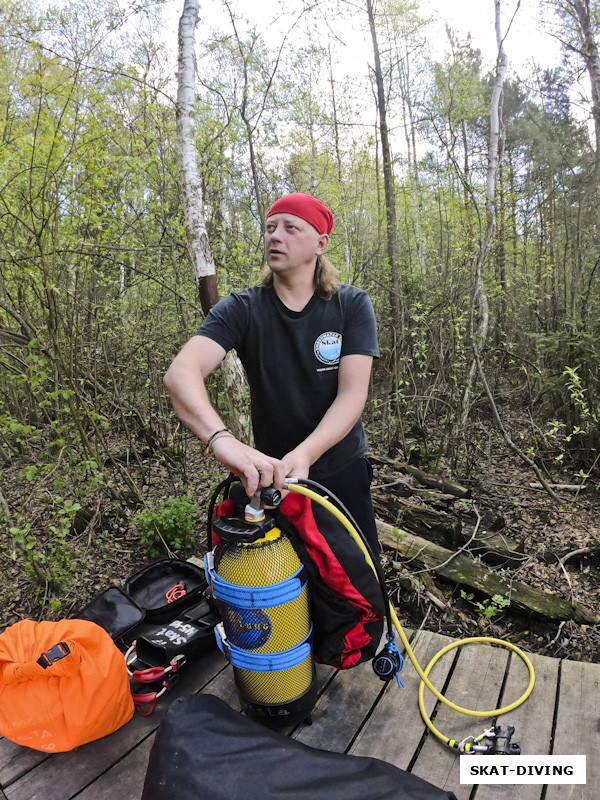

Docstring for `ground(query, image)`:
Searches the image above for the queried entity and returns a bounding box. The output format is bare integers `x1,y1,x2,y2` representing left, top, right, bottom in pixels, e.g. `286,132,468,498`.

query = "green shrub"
132,496,198,556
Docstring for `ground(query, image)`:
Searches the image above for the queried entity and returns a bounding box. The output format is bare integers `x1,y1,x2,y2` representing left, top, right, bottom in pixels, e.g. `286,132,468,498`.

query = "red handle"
131,666,166,683
132,691,159,716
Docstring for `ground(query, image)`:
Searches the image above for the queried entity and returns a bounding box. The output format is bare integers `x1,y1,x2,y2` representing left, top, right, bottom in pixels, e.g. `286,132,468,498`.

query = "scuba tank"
204,488,317,728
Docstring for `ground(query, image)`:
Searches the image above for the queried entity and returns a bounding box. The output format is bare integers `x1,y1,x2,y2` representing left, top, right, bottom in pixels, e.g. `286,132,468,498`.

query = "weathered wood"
5,618,600,800
0,741,49,788
378,520,600,625
370,454,472,498
545,658,600,800
410,639,510,799
372,477,457,506
349,629,455,769
374,492,524,567
529,483,587,492
292,659,383,752
66,665,241,800
462,529,525,568
75,737,153,800
65,662,335,800
373,492,461,544
474,651,559,800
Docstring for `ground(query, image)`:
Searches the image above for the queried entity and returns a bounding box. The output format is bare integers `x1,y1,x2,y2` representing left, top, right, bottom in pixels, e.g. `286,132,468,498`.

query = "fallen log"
372,492,525,568
372,492,460,543
376,519,599,625
371,476,457,506
370,454,472,498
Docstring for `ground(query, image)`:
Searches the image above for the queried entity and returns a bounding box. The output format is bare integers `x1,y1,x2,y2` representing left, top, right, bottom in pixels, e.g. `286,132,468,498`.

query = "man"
163,193,380,552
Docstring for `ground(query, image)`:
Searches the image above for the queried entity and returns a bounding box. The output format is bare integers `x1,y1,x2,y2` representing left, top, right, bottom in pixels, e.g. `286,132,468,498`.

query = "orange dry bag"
0,618,134,752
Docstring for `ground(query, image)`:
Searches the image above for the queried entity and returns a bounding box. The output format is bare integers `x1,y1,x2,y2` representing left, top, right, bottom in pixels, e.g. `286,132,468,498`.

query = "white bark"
459,0,508,431
176,0,249,439
176,0,215,281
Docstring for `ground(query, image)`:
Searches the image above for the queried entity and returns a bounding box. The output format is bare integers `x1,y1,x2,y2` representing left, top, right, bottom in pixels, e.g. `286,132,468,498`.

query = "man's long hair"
261,255,340,300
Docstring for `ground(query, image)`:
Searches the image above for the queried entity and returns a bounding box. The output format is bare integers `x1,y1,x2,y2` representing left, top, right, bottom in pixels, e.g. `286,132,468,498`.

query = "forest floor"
373,424,600,665
1,412,600,666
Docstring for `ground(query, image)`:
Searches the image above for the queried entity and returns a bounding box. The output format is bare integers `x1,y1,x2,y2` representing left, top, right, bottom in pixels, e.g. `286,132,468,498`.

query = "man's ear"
316,233,329,255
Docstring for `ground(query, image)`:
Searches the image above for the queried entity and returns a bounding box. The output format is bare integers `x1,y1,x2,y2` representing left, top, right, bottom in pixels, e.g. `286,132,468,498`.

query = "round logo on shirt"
314,331,342,365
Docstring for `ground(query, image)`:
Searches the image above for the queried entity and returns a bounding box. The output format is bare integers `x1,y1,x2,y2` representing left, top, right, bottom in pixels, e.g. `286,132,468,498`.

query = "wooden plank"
76,737,154,800
349,629,456,770
472,650,558,800
410,639,510,800
75,666,241,800
544,658,600,800
291,659,383,752
72,661,335,800
0,741,49,788
4,649,228,800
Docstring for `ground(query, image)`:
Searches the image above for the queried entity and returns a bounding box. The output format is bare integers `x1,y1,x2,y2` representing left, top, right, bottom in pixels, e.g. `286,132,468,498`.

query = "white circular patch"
314,331,342,365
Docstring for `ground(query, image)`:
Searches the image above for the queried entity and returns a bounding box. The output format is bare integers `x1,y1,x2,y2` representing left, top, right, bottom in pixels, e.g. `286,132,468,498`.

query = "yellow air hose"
286,482,536,750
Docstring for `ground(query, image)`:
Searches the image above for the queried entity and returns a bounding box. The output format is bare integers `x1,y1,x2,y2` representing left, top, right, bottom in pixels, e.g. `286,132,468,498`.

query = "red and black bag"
210,483,385,670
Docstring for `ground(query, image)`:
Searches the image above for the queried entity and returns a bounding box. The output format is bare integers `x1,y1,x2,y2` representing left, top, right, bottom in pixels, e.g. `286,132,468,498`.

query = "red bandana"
266,193,334,235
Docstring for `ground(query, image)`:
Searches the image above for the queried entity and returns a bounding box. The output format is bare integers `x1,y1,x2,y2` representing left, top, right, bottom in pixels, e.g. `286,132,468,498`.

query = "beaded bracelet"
205,427,233,455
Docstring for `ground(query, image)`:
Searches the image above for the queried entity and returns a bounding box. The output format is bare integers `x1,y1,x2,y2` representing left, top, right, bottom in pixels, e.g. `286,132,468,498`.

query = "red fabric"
279,492,378,669
211,498,235,546
266,193,334,235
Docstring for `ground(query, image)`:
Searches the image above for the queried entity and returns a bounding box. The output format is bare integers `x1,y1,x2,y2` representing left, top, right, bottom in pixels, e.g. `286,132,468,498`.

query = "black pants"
311,457,379,559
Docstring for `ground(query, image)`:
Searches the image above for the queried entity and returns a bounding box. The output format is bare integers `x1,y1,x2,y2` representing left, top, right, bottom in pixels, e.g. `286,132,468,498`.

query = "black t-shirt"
196,283,379,478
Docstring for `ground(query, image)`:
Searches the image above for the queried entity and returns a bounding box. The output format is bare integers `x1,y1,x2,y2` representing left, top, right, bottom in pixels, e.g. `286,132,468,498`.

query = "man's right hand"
210,436,287,497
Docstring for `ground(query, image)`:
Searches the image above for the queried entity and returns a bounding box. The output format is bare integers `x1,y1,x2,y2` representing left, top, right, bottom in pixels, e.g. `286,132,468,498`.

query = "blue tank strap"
214,623,312,672
204,551,304,608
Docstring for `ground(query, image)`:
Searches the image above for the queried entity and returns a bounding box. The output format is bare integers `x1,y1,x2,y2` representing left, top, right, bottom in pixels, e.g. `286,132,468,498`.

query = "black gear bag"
141,694,458,800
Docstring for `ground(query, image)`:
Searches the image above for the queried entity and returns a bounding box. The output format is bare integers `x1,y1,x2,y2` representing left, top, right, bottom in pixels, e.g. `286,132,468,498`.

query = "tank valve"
260,487,282,507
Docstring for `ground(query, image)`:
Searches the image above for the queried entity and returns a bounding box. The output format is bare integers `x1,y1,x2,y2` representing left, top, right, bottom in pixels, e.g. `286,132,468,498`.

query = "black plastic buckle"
37,641,70,669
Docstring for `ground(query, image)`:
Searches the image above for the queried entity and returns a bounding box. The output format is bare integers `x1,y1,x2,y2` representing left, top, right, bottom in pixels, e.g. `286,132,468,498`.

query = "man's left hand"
281,448,311,483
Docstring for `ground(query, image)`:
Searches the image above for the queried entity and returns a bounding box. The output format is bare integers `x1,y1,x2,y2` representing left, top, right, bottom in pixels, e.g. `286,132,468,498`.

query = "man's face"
264,213,328,274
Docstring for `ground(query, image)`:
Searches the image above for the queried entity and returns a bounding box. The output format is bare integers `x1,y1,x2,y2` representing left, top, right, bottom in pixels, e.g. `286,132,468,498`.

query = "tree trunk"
328,46,352,283
458,0,507,433
571,0,600,228
366,0,402,319
177,0,219,313
177,0,247,438
377,520,599,624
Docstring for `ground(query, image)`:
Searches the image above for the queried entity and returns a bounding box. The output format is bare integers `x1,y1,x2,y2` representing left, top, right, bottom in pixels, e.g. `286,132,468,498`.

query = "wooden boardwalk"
1,627,597,800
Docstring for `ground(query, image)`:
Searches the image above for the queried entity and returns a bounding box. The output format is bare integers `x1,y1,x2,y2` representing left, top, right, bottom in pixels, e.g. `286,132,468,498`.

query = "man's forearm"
291,389,367,466
163,352,226,444
164,337,286,495
282,354,372,478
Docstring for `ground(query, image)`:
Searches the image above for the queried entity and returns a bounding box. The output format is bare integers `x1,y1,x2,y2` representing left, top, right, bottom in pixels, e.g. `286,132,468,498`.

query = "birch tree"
457,0,561,500
177,0,247,437
458,0,509,432
177,0,219,312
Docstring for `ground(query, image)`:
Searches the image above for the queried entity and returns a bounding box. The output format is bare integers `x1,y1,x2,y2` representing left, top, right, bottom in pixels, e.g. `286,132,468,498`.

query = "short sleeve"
195,292,249,354
340,289,379,358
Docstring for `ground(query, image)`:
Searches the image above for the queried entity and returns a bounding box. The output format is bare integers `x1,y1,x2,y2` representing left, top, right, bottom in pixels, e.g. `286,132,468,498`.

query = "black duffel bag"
141,694,457,800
